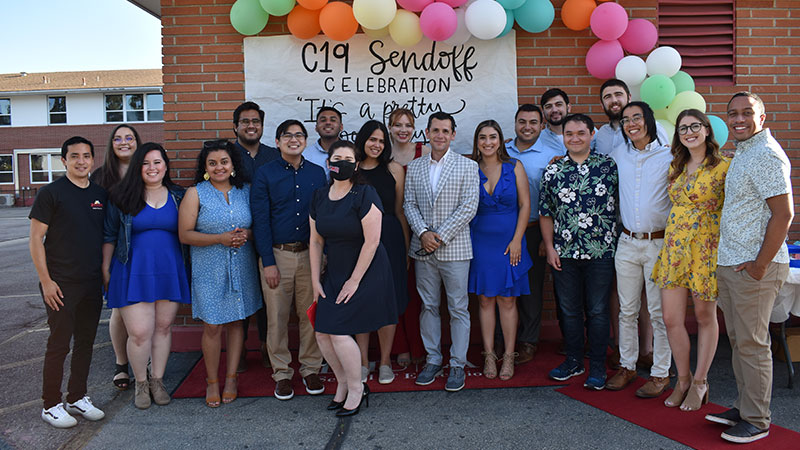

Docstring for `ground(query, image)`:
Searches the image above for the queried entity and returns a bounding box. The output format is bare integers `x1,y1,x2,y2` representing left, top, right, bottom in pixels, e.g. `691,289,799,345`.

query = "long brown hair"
471,120,510,163
96,124,141,190
669,109,721,183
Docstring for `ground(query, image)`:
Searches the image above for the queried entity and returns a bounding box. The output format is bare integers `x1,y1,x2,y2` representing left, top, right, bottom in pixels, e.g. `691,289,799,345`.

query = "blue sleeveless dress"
190,181,261,325
106,195,190,307
468,161,533,297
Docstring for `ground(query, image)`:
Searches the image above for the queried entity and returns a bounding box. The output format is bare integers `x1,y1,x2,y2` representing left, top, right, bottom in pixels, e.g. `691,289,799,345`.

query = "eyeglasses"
677,123,705,135
620,114,644,127
203,139,230,150
113,136,134,144
280,132,307,141
239,118,261,126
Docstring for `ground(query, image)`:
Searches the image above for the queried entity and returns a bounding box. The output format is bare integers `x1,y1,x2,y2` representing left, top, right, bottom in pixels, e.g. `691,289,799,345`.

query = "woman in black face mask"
309,140,398,417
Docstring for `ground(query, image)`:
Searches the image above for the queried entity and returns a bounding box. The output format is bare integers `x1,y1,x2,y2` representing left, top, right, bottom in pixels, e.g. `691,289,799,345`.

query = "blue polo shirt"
250,156,326,266
235,140,280,182
505,137,566,222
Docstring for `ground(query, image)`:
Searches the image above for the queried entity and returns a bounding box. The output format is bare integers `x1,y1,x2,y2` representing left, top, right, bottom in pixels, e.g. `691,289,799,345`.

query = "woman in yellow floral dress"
651,109,730,412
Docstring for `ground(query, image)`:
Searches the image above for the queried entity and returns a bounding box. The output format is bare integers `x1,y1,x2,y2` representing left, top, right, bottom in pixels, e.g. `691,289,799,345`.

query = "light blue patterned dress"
190,181,261,325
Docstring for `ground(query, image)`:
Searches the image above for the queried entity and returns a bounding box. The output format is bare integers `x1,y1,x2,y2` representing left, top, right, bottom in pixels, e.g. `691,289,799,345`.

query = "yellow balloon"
389,10,423,47
654,107,669,122
666,91,707,124
353,0,397,30
362,25,389,38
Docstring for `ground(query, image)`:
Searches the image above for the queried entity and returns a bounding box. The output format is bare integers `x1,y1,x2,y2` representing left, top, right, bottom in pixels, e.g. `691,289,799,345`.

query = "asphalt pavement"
1,205,798,450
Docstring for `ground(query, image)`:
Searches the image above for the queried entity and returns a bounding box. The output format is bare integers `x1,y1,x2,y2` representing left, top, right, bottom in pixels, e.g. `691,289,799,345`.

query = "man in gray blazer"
404,111,479,392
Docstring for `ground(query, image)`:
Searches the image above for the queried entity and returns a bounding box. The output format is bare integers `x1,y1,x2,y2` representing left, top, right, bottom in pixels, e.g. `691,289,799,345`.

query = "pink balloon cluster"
584,2,658,80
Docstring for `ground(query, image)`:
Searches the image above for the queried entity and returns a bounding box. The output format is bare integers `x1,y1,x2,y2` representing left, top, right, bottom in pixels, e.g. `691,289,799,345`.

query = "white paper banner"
244,33,518,154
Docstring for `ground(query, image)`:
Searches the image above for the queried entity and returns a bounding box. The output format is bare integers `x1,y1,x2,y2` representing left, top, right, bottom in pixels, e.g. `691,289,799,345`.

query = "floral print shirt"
539,153,619,260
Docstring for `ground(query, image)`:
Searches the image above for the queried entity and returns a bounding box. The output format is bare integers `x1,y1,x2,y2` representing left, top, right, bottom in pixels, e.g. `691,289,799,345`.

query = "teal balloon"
640,75,676,110
514,0,555,34
260,0,295,16
498,8,515,38
230,0,269,36
671,71,695,94
498,0,525,9
708,114,729,148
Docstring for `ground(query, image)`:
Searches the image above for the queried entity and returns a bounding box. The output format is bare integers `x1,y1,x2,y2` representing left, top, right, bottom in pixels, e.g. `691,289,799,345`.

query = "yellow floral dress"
651,157,730,301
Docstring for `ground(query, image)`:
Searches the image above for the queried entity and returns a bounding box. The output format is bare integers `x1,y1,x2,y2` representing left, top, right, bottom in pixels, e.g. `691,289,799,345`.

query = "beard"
604,103,623,122
237,132,261,146
547,114,565,127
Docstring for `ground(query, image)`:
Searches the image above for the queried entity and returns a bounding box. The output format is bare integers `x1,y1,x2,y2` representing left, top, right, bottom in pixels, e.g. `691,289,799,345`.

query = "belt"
527,220,540,228
621,227,665,240
273,242,308,252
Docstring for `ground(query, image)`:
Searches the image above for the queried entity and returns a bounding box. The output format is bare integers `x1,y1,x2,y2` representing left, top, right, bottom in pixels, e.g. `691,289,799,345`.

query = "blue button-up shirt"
304,139,330,177
505,138,566,222
538,128,568,155
250,156,327,266
235,140,280,182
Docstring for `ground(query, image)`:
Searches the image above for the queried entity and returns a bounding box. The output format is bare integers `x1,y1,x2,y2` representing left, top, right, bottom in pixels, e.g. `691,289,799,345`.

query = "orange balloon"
319,2,358,41
561,0,596,31
288,5,322,39
297,0,328,10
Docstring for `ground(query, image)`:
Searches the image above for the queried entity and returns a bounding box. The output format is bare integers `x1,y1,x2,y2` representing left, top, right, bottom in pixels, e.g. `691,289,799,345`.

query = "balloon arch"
229,0,726,146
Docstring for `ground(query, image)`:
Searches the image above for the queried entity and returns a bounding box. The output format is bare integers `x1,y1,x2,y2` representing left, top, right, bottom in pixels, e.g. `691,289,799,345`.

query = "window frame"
104,92,163,123
48,96,67,125
0,155,12,185
0,98,10,126
29,152,66,185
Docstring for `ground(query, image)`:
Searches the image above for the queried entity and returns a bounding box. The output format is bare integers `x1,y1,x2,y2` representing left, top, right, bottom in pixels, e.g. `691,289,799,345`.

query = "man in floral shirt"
539,114,619,390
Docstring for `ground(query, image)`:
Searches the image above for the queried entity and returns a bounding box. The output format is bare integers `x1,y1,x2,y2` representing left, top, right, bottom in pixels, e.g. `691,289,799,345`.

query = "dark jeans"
551,258,613,365
41,279,103,409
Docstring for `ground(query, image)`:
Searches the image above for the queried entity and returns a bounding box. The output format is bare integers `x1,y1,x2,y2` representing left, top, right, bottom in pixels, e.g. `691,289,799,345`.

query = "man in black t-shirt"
29,136,107,428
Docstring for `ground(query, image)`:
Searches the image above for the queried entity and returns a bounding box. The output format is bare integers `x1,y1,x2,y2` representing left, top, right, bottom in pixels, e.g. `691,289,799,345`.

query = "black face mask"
329,160,356,181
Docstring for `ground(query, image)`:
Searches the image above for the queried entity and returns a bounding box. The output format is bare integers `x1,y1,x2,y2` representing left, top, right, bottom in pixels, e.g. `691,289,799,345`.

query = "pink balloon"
585,39,624,79
397,0,434,12
618,19,657,55
590,2,628,41
437,0,468,7
420,3,458,41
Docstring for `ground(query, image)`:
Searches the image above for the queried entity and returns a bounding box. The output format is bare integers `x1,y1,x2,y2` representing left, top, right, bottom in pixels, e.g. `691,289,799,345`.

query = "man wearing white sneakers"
30,137,106,428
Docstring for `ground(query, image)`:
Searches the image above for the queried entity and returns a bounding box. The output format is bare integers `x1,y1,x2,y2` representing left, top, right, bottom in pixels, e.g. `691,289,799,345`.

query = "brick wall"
0,123,164,194
161,0,800,324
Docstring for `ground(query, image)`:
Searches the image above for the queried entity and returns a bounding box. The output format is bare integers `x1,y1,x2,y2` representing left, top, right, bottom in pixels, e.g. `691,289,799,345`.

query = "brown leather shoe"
515,342,537,366
260,342,271,368
606,367,638,391
636,376,670,398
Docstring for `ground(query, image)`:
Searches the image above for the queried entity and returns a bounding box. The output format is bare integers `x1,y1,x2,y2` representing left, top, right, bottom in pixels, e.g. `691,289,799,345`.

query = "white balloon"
444,6,472,46
353,0,397,31
646,46,682,77
615,56,647,88
465,0,506,40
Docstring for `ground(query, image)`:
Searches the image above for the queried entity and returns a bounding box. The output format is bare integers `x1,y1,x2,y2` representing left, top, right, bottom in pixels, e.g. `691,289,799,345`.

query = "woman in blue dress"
102,143,190,409
468,120,533,381
178,140,261,408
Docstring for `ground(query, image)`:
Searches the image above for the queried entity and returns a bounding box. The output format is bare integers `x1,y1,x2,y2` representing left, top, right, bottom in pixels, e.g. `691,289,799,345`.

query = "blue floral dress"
190,181,261,325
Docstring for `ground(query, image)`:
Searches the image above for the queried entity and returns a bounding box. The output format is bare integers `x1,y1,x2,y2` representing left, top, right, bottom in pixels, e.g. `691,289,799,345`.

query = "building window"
0,98,10,126
48,96,67,124
0,155,12,184
30,154,66,183
657,0,735,86
105,93,163,122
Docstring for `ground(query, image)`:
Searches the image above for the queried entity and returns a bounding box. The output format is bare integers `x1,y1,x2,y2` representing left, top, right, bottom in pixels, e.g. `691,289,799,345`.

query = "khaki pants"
262,249,321,382
717,262,788,430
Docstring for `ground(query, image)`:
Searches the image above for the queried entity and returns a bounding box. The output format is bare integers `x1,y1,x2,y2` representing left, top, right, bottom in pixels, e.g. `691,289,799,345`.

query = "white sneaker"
65,396,105,421
41,403,78,428
378,365,395,384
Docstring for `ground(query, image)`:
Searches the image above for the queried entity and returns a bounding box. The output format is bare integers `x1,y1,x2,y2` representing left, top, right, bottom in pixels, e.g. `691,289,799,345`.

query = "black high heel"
335,383,370,417
326,400,345,410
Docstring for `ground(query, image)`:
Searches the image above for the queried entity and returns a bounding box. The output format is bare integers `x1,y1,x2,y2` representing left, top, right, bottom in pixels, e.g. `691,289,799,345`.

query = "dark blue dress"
468,161,533,297
311,184,398,335
107,195,190,307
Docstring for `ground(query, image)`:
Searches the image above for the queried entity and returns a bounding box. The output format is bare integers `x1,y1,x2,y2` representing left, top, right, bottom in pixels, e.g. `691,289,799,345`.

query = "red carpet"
556,379,800,449
172,341,567,399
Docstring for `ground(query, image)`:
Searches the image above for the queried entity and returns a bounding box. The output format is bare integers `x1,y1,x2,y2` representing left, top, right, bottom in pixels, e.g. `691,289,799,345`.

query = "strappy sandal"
500,352,518,381
222,374,238,404
482,351,498,379
205,378,220,408
113,363,130,391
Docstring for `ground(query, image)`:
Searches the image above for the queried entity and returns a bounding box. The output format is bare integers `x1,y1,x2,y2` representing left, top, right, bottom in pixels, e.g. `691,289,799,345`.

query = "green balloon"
640,75,676,110
260,0,295,17
514,0,555,34
671,71,695,94
230,0,269,36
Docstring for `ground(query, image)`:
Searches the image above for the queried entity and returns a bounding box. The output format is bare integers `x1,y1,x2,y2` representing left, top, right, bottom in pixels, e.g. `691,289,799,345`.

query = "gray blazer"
403,150,479,262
